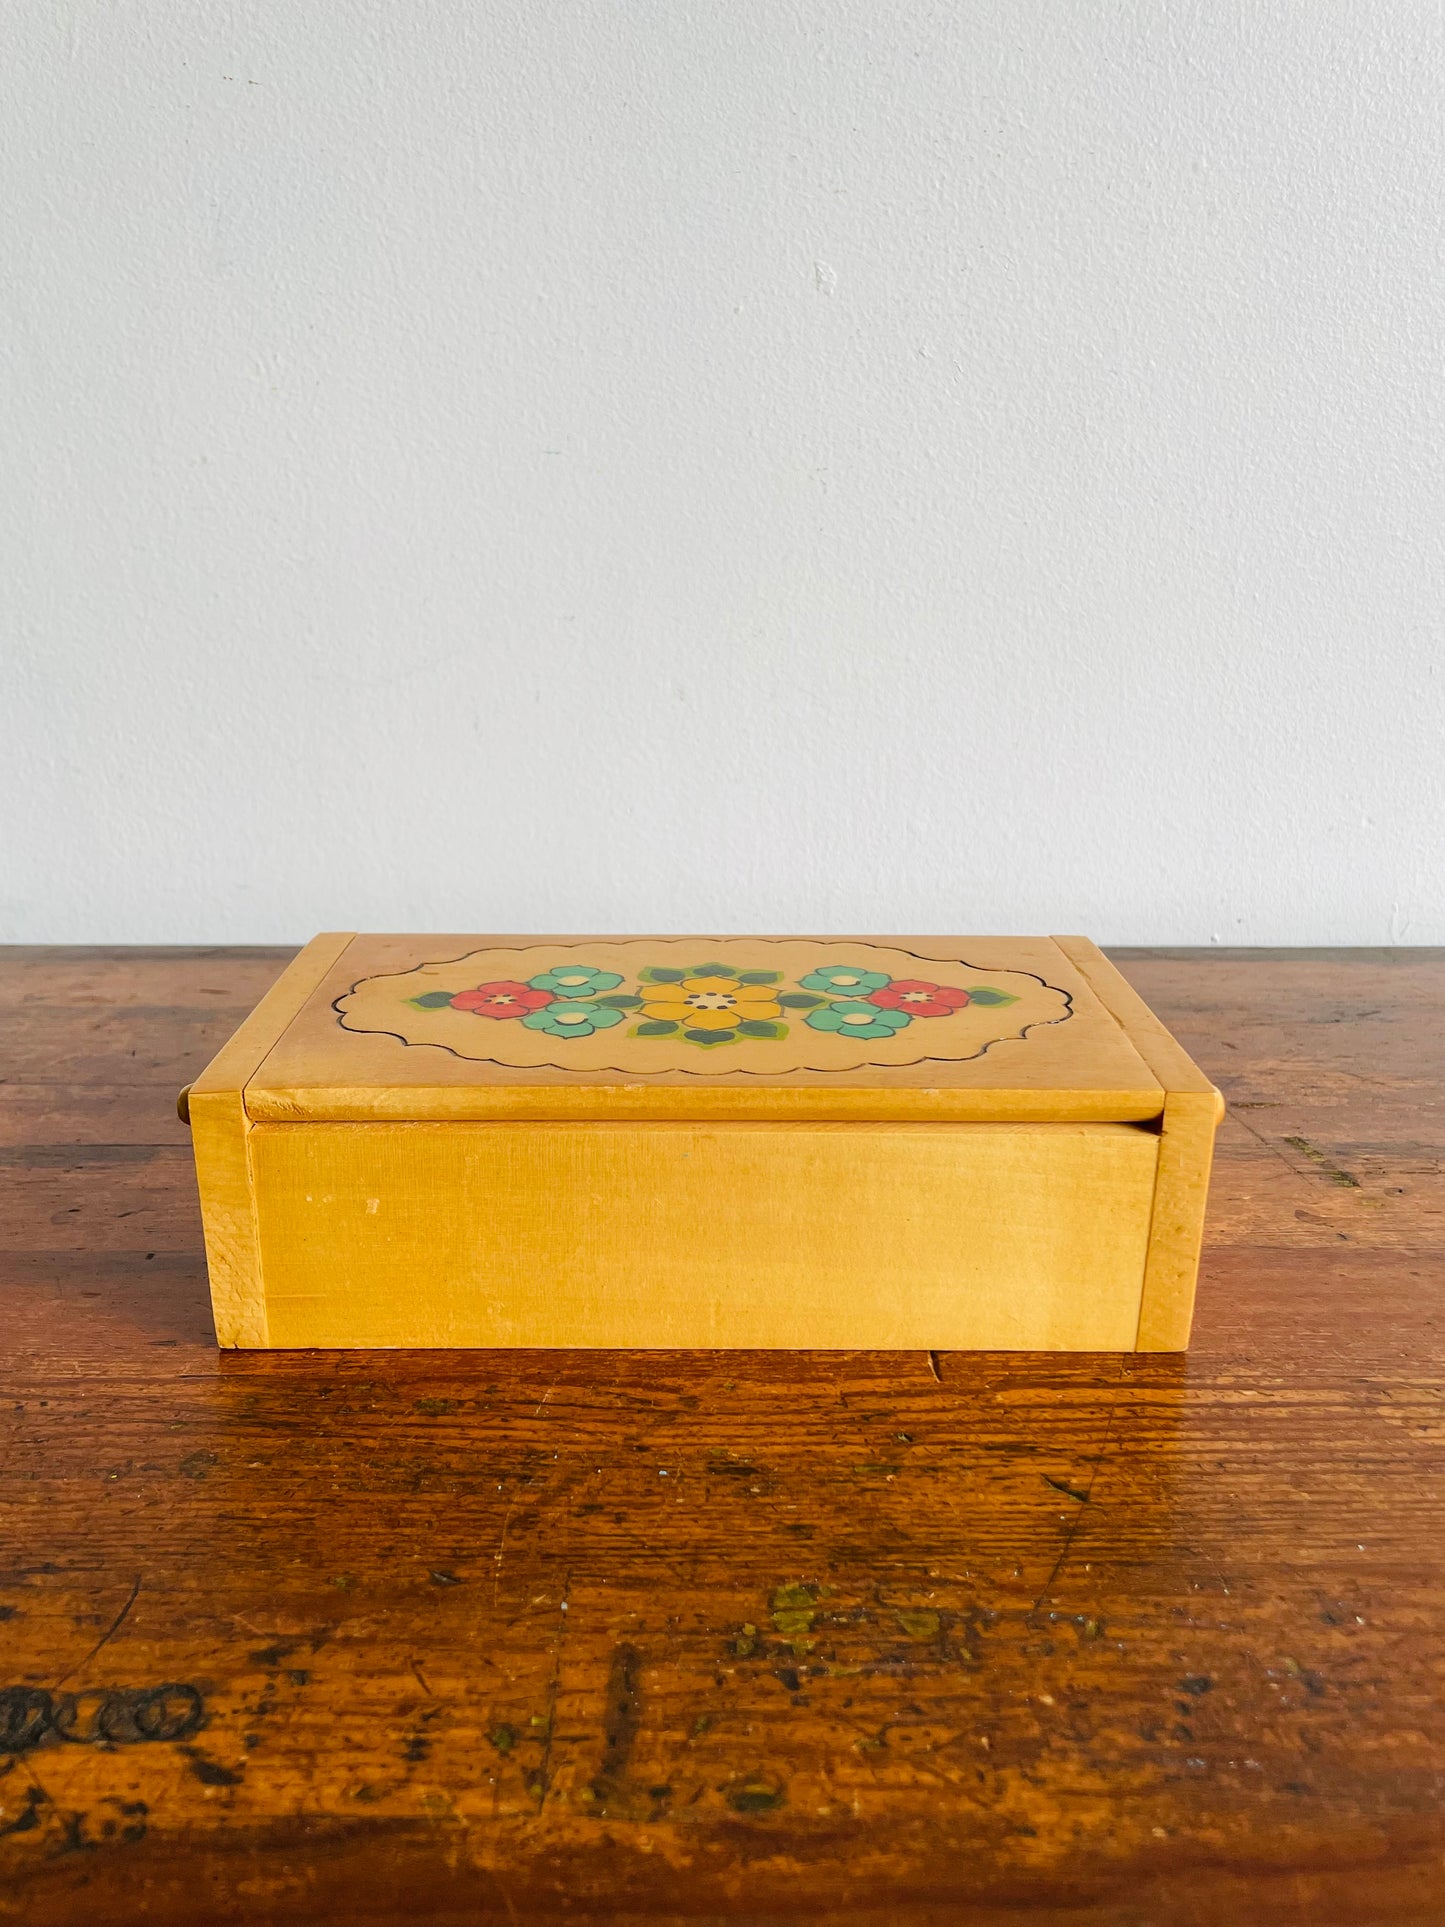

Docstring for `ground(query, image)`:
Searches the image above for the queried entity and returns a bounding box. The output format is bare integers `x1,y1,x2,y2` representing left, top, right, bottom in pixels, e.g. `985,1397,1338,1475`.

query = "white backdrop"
4,3,1442,945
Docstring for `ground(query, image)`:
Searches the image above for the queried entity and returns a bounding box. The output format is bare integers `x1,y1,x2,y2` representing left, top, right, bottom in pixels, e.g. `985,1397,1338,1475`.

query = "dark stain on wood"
0,1685,204,1754
178,1747,242,1788
585,1642,646,1817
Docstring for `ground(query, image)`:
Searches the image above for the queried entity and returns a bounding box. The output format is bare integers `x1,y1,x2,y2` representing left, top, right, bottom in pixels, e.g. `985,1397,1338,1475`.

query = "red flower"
449,980,553,1019
868,979,970,1018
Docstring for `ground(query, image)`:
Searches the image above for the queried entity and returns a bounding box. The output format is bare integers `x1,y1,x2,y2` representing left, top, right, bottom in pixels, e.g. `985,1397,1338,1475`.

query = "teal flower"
522,1000,625,1039
805,1000,911,1041
799,964,892,995
527,965,624,999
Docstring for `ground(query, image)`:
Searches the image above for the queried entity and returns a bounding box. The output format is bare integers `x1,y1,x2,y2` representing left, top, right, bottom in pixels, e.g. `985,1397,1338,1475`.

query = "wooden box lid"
224,934,1218,1125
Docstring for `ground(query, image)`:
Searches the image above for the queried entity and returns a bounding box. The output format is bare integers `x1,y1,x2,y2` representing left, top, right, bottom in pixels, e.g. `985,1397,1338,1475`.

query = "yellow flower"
640,974,783,1033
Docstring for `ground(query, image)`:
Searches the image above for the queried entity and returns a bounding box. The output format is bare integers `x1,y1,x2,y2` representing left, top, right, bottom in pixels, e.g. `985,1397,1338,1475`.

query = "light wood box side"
1052,937,1223,1350
250,1120,1159,1352
187,932,356,1345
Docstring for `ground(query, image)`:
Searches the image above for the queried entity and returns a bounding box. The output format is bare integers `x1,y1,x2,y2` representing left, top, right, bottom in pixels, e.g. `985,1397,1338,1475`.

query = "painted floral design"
521,1000,627,1038
800,964,891,995
452,981,550,1018
868,979,970,1017
636,964,785,1046
408,965,635,1026
527,965,623,999
404,955,1018,1051
805,999,913,1041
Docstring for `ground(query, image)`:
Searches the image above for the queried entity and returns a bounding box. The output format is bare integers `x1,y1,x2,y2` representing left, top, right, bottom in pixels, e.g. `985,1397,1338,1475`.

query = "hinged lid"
232,934,1212,1124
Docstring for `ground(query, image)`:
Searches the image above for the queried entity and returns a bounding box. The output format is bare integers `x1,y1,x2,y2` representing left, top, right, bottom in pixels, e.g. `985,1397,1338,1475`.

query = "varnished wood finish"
1,945,1443,1923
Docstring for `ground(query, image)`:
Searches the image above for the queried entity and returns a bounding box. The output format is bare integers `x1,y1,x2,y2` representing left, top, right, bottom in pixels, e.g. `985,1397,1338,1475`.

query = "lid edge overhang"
242,1083,1169,1125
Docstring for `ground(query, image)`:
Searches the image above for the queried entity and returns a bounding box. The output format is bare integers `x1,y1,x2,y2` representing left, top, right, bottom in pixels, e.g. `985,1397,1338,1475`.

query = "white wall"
4,2,1442,945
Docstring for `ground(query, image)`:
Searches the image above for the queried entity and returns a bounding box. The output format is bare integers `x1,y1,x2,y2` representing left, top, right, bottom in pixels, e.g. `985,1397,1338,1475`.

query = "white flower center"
832,973,861,986
687,991,735,1010
556,1011,589,1025
842,1011,875,1026
555,972,589,986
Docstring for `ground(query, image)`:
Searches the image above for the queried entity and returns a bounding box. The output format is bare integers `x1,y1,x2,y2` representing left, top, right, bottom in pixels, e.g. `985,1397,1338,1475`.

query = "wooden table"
2,948,1442,1926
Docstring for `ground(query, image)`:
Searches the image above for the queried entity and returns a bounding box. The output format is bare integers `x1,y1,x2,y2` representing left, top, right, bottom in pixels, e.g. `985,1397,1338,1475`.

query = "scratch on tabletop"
488,1872,520,1926
535,1569,572,1813
492,1481,535,1609
53,1573,142,1689
1284,1135,1362,1189
1030,1400,1122,1619
927,1351,943,1383
1044,1475,1091,1504
1230,1111,1328,1184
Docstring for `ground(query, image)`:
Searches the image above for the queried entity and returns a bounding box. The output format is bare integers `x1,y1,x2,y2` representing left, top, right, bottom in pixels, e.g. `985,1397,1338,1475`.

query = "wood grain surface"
250,1120,1158,1352
1,945,1443,1925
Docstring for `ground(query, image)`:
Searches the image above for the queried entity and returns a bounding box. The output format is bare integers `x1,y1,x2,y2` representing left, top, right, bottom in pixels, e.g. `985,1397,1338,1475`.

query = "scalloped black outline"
330,940,1075,1078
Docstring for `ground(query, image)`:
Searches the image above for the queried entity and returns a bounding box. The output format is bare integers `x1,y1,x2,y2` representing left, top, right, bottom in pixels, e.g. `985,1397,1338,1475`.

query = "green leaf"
639,966,685,984
596,993,643,1009
685,1027,737,1045
735,969,782,985
737,1019,786,1040
633,1019,678,1037
408,990,456,1009
966,987,1018,1006
778,991,826,1009
687,964,737,981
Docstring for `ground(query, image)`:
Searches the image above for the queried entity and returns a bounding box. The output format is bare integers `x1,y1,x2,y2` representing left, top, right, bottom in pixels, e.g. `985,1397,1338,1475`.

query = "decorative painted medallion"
335,940,1072,1074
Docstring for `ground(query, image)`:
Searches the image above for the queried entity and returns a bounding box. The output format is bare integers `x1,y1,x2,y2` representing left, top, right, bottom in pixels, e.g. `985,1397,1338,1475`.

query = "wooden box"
183,934,1222,1352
